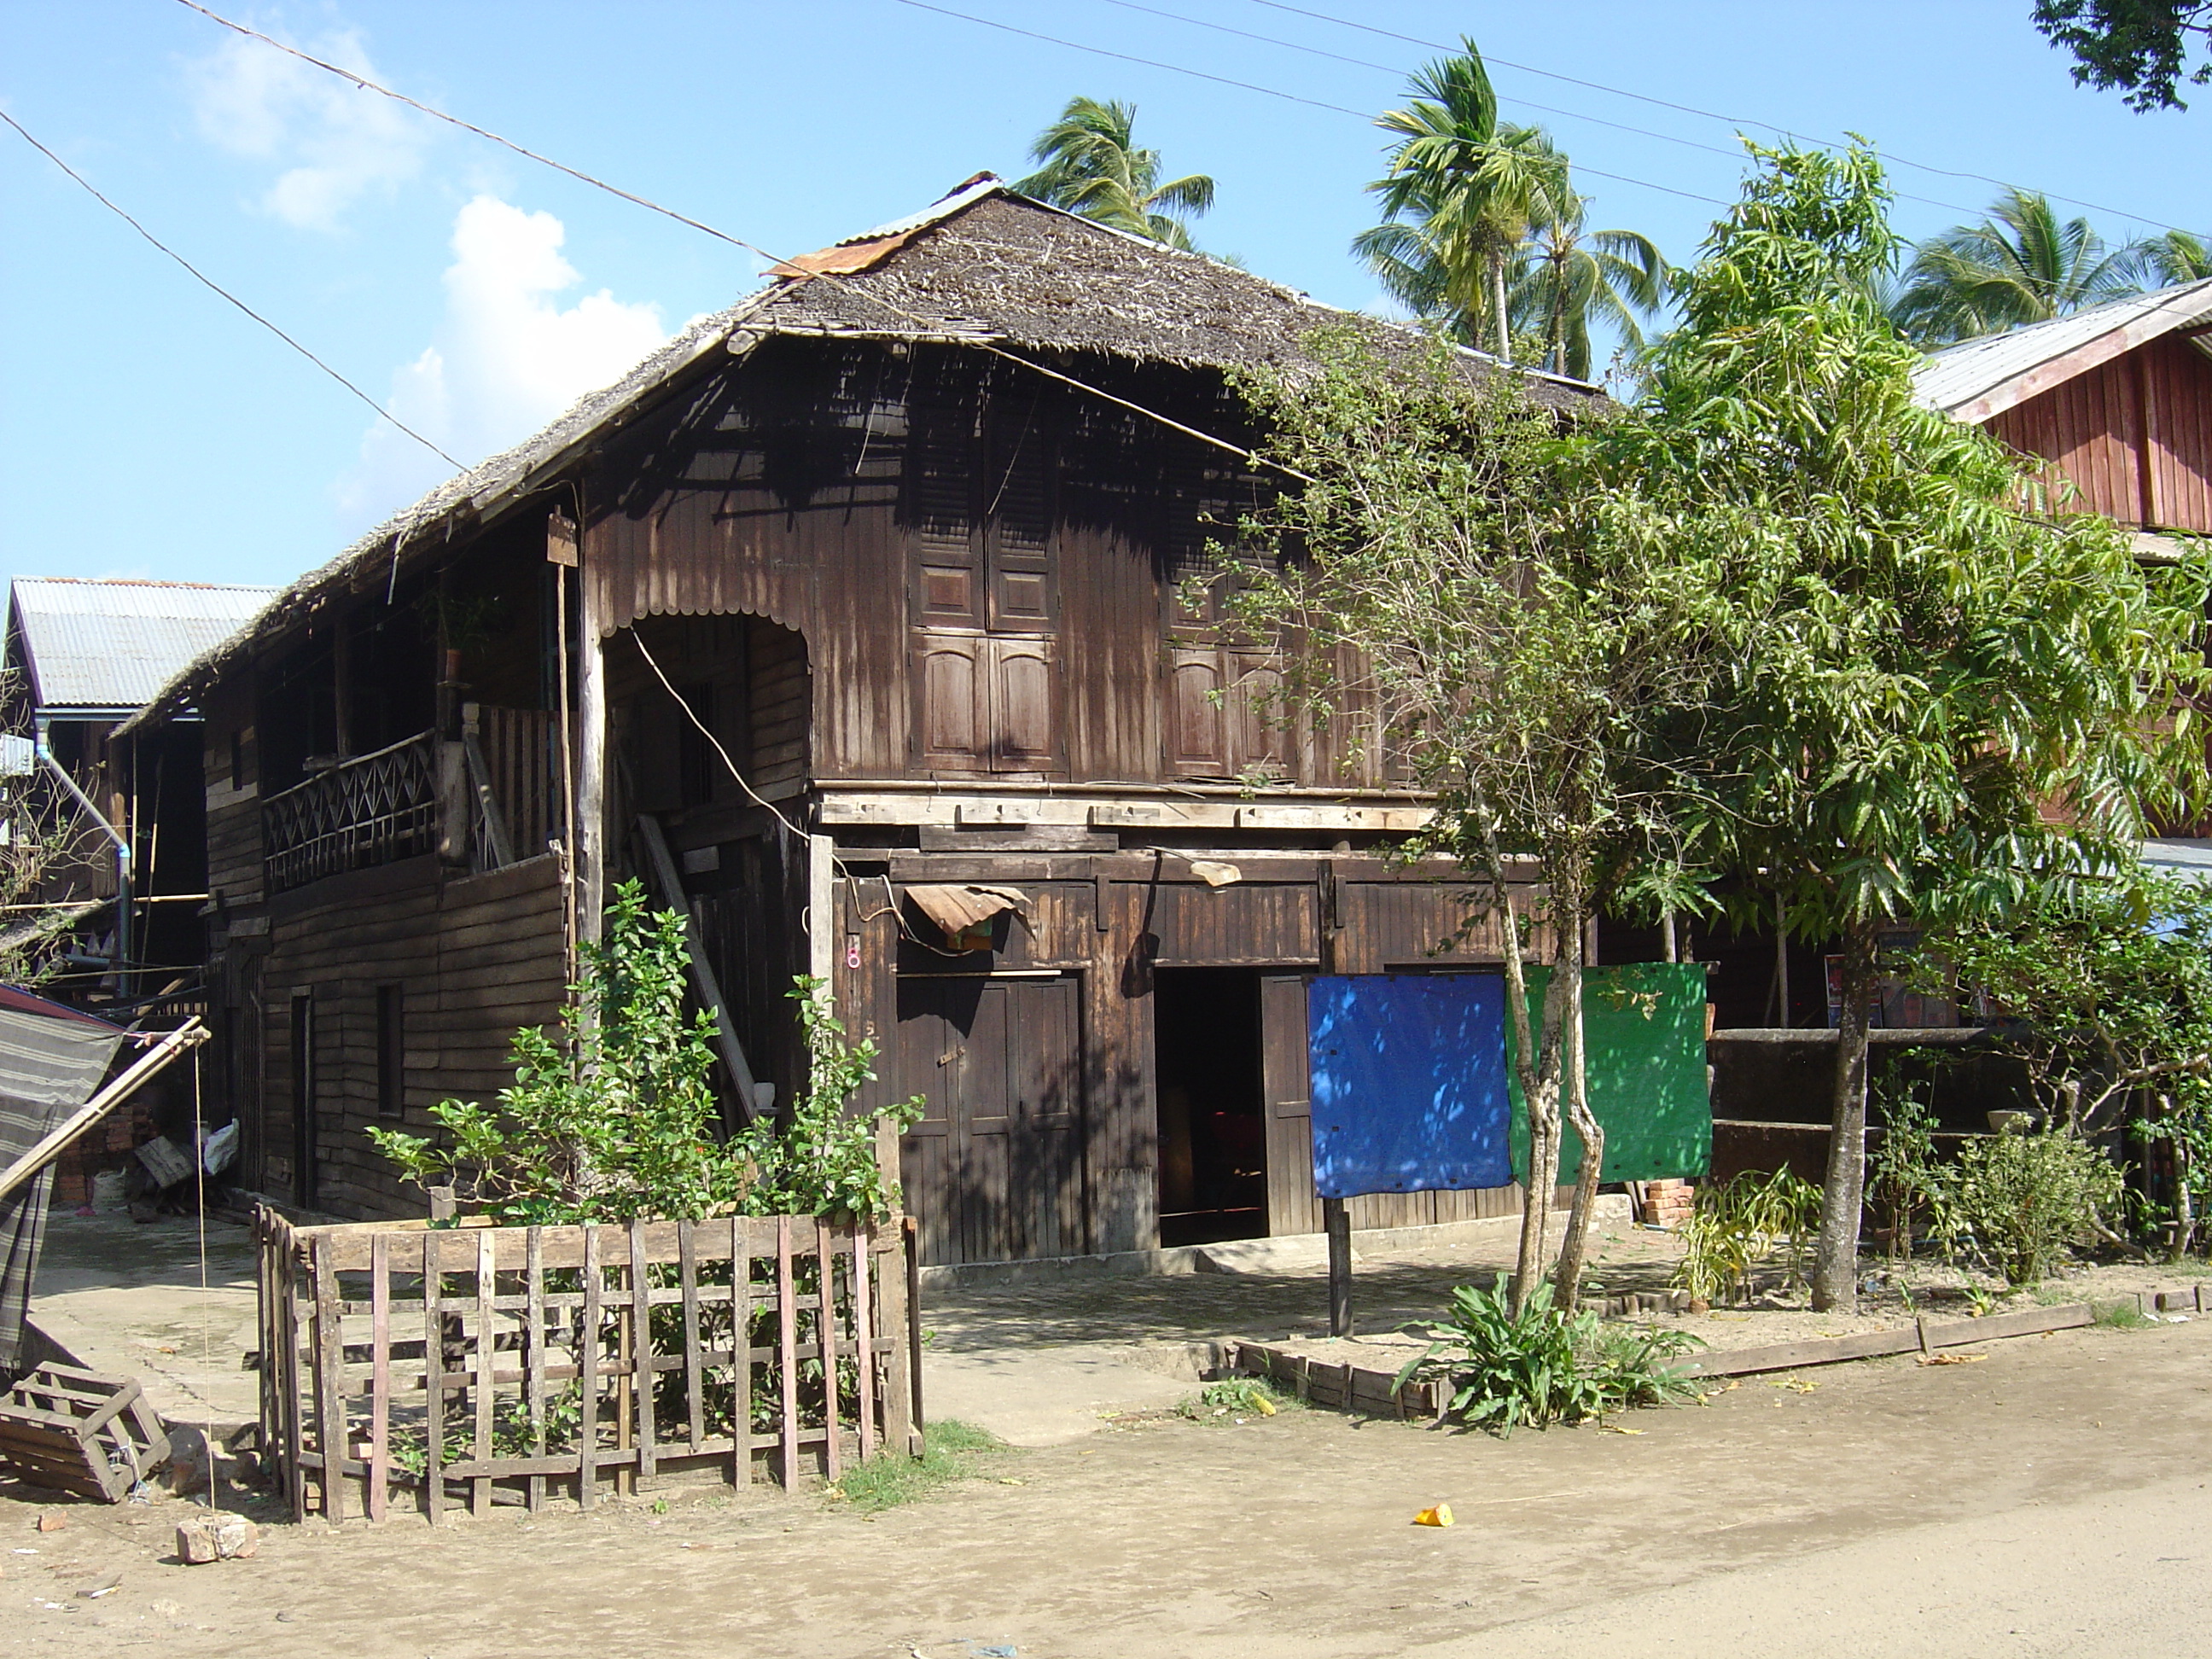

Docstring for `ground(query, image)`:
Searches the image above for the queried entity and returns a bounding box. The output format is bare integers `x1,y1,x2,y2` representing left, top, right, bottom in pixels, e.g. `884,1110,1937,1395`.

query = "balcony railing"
263,731,439,895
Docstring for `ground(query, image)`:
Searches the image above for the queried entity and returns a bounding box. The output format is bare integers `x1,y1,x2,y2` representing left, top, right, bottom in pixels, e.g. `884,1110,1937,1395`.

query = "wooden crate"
0,1364,171,1502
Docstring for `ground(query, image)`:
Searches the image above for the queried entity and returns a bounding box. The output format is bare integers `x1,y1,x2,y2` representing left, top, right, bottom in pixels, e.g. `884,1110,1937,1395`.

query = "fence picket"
526,1226,545,1512
474,1228,497,1517
369,1232,390,1522
777,1216,799,1490
678,1220,702,1452
423,1232,444,1526
579,1225,601,1511
852,1225,876,1462
817,1219,841,1481
311,1241,346,1523
630,1219,655,1484
731,1214,752,1487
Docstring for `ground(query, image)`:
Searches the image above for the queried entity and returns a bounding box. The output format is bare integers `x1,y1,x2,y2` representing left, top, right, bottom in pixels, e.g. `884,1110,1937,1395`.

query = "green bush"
1670,1168,1820,1303
1394,1275,1701,1435
1946,1126,2123,1286
370,879,922,1223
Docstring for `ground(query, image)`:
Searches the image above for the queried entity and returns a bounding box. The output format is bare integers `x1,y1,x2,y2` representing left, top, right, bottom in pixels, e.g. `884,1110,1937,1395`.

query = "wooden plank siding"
255,854,565,1217
1986,332,2212,532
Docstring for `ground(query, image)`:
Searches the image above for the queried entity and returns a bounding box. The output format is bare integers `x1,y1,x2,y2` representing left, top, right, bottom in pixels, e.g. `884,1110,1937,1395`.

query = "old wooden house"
119,178,1605,1265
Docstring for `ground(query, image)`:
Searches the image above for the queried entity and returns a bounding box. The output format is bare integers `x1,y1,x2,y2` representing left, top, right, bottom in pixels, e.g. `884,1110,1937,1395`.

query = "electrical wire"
894,0,1732,207
166,0,1318,478
0,108,463,469
1243,0,2200,235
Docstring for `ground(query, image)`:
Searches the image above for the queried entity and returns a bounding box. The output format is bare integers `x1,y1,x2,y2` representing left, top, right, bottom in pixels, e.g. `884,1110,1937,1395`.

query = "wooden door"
1260,975,1319,1236
898,975,1085,1266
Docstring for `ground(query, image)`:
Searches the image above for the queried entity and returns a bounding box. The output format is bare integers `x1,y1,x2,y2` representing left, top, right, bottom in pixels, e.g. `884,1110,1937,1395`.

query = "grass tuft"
826,1419,1012,1512
2093,1299,2157,1330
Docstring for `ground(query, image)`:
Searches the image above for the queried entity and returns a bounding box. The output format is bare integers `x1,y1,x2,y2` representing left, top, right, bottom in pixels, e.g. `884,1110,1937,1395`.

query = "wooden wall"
1988,333,2212,532
253,853,566,1218
834,854,1530,1266
584,340,1387,795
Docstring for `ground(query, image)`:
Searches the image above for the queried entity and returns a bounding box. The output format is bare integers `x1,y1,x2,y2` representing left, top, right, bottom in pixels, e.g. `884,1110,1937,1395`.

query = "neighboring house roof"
8,579,278,717
120,177,1607,736
1913,277,2212,425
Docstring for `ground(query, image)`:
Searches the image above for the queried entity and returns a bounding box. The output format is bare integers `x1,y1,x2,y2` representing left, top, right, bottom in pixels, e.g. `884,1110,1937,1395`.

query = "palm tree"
1355,40,1569,358
1889,189,2142,345
1014,97,1215,250
1510,189,1668,380
2123,228,2212,286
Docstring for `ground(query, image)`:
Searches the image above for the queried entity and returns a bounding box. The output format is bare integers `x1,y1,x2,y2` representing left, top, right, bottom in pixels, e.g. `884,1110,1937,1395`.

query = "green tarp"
1507,963,1711,1185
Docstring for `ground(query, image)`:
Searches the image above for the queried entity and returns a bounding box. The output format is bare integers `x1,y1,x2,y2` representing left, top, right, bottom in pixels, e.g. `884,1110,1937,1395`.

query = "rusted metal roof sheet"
1914,278,2212,424
9,579,276,714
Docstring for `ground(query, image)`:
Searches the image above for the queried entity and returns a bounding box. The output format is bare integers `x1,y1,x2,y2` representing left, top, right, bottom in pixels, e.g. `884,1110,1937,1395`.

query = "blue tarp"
1307,975,1515,1198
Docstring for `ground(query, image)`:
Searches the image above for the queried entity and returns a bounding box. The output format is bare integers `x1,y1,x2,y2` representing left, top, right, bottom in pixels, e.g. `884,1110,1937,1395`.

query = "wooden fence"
256,1206,921,1522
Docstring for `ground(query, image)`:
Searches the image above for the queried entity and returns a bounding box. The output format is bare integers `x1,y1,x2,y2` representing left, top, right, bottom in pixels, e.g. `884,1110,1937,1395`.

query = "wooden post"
311,1238,346,1522
579,1225,600,1510
852,1226,876,1462
877,1223,915,1459
473,1229,495,1517
526,1225,546,1513
368,1232,390,1522
678,1220,703,1452
817,1219,841,1481
575,575,608,946
777,1216,799,1490
629,1218,655,1487
422,1233,443,1526
731,1214,753,1487
904,1215,925,1447
1324,1196,1353,1338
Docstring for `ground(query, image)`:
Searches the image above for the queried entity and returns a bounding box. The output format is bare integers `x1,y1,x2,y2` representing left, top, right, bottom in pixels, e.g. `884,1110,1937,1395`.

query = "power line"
895,0,1732,207
1245,0,2198,235
0,108,463,469
168,0,1316,476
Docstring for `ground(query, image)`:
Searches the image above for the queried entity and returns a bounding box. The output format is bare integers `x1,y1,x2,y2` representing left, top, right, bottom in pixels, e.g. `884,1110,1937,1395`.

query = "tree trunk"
1487,822,1563,1316
1551,917,1605,1310
1811,925,1877,1313
1492,254,1512,361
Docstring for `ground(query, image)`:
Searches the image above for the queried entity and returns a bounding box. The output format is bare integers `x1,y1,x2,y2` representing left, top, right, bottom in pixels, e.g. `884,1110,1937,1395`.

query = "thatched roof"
123,177,1604,735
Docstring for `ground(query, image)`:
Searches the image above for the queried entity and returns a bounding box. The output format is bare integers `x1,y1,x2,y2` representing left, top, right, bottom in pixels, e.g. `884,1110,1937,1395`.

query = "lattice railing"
262,731,439,894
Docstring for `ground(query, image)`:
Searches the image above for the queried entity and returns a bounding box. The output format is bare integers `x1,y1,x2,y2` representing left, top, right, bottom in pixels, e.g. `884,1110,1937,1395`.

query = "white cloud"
341,195,668,520
188,26,430,231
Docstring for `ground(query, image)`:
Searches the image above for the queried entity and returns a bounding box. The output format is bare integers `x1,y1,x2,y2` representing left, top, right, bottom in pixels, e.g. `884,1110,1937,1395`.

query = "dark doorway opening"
1155,968,1267,1247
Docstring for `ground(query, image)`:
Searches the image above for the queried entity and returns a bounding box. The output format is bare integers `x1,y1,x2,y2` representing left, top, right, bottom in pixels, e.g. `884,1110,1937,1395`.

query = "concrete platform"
26,1209,259,1436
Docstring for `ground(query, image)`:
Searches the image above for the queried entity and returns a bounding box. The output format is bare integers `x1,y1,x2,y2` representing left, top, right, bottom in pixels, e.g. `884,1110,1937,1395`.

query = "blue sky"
4,1,2208,590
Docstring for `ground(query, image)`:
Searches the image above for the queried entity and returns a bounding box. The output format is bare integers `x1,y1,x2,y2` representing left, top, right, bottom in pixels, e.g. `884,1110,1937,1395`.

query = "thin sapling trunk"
1812,926,1877,1313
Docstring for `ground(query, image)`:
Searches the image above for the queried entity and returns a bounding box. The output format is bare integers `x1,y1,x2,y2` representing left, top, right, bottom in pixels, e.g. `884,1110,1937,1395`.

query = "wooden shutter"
985,399,1056,632
987,635,1058,772
909,403,981,627
1260,975,1319,1237
1168,647,1227,777
915,632,987,772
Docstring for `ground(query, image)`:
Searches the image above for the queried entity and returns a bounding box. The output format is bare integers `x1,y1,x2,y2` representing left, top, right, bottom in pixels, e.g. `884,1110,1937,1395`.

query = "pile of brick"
1639,1179,1697,1228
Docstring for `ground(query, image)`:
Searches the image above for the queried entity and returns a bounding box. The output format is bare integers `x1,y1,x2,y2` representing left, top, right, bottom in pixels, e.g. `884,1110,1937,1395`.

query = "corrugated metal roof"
1914,278,2212,423
9,579,276,713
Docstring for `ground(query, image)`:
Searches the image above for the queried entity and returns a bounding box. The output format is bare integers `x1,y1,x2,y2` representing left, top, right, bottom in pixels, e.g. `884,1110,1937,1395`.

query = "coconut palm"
2122,228,2212,286
1014,96,1215,250
1510,189,1668,380
1355,40,1569,358
1889,189,2142,345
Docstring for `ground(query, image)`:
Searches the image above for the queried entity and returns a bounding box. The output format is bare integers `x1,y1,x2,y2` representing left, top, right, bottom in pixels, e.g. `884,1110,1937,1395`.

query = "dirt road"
9,1314,2212,1657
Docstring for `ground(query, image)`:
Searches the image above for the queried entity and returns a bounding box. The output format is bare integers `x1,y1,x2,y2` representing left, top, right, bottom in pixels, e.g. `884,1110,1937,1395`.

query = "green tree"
1013,96,1215,249
370,882,919,1223
1889,189,2141,344
1355,39,1569,359
1626,142,2209,1311
1231,332,1728,1313
2034,1,2212,110
2123,226,2212,283
1510,189,1668,379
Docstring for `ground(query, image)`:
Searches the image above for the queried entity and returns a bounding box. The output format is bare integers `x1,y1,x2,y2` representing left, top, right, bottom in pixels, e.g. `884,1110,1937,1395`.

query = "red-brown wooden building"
120,178,1604,1266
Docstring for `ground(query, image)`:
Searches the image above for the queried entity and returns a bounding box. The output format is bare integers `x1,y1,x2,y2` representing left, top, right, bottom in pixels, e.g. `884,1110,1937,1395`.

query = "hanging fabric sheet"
0,1001,124,1373
1307,975,1515,1198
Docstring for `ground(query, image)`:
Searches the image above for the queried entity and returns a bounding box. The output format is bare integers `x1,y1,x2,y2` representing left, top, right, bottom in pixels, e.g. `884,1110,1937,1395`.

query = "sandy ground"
5,1312,2212,1656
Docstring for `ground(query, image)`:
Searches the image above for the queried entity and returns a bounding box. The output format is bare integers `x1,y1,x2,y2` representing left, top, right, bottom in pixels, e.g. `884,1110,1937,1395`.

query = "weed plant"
1177,1378,1292,1422
1671,1169,1821,1304
1394,1275,1702,1436
828,1419,1009,1512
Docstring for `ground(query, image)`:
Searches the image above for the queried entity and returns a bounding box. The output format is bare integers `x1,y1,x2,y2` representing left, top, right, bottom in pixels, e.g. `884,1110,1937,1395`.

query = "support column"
575,573,608,946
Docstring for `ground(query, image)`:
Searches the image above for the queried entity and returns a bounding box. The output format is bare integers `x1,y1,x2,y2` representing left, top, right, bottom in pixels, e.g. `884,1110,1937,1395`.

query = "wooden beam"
576,585,608,946
635,813,763,1126
0,1021,208,1203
